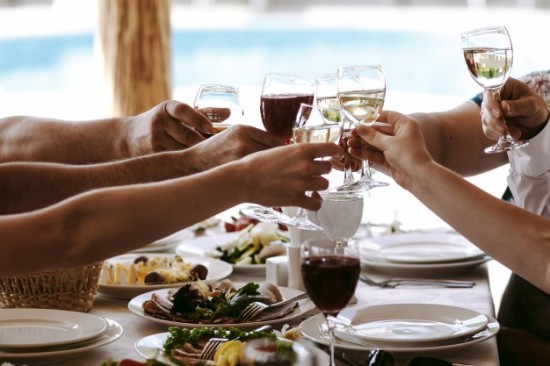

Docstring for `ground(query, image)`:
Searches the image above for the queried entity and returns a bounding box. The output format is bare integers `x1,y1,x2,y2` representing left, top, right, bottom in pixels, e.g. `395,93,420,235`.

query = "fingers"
165,100,214,132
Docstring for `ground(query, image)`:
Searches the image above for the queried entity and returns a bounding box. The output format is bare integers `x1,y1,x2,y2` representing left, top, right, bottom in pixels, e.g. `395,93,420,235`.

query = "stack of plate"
0,309,123,363
359,232,491,277
300,303,499,354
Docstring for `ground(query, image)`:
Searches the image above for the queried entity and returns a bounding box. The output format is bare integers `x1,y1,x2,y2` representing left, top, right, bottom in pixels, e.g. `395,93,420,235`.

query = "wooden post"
98,0,171,116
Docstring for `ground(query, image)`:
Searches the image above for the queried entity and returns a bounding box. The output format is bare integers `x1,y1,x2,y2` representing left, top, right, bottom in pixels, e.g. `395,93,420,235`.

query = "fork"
360,274,476,288
199,338,228,361
238,292,309,322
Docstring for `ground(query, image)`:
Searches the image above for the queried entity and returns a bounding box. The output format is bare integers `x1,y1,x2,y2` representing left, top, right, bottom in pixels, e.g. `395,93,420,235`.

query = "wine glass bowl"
337,65,388,190
461,25,528,153
193,84,244,133
301,239,360,366
260,73,314,144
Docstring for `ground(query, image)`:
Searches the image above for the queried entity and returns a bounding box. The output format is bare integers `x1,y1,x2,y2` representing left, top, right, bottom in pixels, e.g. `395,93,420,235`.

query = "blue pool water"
0,28,475,98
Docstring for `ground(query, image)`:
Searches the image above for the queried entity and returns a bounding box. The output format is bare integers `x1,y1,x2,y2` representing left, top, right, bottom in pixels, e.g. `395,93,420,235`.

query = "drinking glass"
193,84,244,133
461,25,528,153
315,73,356,190
315,192,363,245
301,239,360,366
260,73,314,144
337,65,389,190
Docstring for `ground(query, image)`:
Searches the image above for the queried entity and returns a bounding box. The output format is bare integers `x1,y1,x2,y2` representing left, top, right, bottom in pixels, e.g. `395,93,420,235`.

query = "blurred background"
1,0,548,307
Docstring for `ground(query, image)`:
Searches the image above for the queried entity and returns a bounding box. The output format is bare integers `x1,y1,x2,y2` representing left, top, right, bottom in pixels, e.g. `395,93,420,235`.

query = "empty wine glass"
315,73,356,190
461,25,528,153
315,192,363,245
337,65,389,190
260,73,314,144
301,239,360,366
193,84,244,134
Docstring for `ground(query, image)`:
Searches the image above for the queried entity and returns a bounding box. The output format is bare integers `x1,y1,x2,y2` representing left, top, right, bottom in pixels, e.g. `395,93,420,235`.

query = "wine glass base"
240,205,324,231
484,138,529,154
334,178,388,193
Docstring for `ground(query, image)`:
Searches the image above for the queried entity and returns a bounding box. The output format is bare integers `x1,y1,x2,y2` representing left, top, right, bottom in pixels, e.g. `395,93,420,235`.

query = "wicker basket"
0,262,103,312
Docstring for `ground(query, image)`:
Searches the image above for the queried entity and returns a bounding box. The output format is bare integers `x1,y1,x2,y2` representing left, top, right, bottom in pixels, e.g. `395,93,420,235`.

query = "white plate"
128,283,316,330
300,311,499,354
334,304,488,345
361,233,485,264
98,253,233,299
135,332,330,365
0,318,123,362
361,255,491,278
0,309,107,349
176,232,267,274
131,228,196,253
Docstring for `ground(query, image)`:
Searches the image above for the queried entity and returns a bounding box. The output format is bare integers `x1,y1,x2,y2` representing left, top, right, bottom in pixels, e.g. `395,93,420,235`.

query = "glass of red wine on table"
301,239,361,366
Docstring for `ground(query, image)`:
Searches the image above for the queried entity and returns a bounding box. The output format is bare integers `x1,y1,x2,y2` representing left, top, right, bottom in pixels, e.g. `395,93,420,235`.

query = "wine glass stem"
326,315,337,366
360,158,372,180
490,90,513,140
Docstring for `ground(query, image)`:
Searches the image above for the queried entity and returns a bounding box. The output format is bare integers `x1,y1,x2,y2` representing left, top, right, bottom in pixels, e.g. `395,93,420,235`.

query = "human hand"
239,143,343,211
187,124,283,171
125,100,218,157
348,110,434,188
481,77,550,140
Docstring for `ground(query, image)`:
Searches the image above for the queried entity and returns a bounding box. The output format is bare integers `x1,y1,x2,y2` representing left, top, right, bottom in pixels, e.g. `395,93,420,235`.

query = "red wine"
260,93,314,144
301,255,360,316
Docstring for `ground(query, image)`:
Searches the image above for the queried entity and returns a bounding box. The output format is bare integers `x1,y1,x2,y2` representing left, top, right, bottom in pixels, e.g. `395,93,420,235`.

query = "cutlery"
360,274,476,288
238,292,309,322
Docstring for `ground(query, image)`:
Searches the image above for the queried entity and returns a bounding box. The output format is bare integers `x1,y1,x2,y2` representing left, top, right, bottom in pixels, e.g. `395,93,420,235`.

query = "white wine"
316,193,363,242
463,47,512,90
316,96,342,123
338,88,385,124
293,125,342,144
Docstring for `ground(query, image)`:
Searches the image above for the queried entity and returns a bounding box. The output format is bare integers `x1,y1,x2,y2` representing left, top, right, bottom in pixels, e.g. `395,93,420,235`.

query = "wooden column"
98,0,171,116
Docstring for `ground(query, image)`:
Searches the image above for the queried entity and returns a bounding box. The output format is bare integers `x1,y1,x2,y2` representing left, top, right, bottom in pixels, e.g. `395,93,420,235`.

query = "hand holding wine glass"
337,65,388,190
193,84,244,134
461,25,528,153
301,239,361,366
260,73,314,144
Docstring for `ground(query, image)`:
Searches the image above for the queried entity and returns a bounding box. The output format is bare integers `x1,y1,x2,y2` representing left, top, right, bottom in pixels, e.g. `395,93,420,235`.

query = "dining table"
30,254,499,366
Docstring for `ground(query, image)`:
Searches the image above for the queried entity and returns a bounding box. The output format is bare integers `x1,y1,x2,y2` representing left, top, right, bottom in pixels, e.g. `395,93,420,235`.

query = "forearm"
0,162,245,276
0,149,205,214
405,162,550,293
410,101,506,176
0,116,130,164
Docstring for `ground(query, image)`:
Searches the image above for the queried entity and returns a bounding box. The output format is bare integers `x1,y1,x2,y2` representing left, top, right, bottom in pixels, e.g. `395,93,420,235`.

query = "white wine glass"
193,84,244,134
260,72,314,144
301,239,360,366
315,73,356,190
337,65,389,191
315,192,363,245
461,25,528,153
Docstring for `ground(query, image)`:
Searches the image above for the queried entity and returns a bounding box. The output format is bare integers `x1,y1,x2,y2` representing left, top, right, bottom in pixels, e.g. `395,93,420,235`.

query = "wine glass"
193,84,244,134
315,73,356,190
337,65,389,190
315,192,363,245
461,25,528,153
301,239,361,366
260,72,314,144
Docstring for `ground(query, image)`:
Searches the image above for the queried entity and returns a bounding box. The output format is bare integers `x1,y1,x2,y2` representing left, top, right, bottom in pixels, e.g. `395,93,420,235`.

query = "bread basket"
0,262,103,312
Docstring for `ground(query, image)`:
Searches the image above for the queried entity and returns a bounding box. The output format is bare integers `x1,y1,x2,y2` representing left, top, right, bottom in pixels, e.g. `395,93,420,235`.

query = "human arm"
0,100,216,164
0,142,341,276
348,110,550,293
0,124,282,214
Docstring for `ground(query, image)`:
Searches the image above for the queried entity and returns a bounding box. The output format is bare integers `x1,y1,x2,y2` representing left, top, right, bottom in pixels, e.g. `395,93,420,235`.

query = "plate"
98,253,233,299
334,304,488,345
0,309,108,349
361,233,485,264
131,228,196,253
0,318,123,362
128,283,316,330
300,311,499,354
361,255,491,278
176,232,267,274
135,332,330,365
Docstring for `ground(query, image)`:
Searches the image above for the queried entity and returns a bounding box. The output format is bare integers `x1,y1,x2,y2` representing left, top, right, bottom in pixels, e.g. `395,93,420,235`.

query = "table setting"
0,66,501,366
